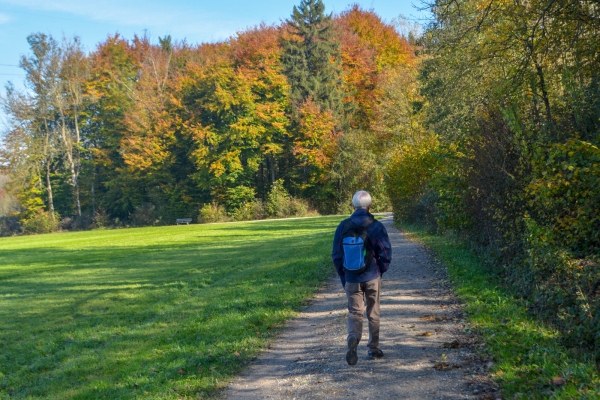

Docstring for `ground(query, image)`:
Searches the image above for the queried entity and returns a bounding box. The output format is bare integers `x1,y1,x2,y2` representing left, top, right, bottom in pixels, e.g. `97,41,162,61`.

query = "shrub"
73,215,94,230
265,179,315,219
266,179,291,218
59,215,94,231
336,201,354,215
513,139,600,352
288,197,310,217
59,217,74,230
230,199,266,221
199,202,230,223
22,211,60,234
527,139,600,257
225,186,256,214
92,208,111,229
130,203,160,227
369,192,393,213
0,216,21,237
524,217,600,352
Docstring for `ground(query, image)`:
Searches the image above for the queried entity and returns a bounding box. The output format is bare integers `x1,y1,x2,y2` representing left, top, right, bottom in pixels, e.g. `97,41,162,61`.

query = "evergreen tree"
281,0,346,120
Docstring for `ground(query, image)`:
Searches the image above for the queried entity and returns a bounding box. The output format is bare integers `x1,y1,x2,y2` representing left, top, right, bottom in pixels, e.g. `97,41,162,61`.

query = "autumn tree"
386,0,600,352
179,27,292,211
85,34,140,219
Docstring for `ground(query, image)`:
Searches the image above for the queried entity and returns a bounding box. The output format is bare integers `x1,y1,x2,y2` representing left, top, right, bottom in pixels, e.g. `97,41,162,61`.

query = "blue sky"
0,0,429,125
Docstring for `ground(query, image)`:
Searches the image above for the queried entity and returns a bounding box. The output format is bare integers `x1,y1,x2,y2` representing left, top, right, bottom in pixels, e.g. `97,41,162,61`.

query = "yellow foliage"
385,135,442,222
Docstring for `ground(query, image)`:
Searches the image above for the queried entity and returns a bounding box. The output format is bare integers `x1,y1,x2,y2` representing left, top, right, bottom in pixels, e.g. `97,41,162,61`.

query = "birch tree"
17,33,62,218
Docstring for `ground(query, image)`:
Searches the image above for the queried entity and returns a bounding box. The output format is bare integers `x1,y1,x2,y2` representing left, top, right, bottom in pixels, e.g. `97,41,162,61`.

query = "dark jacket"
332,209,392,286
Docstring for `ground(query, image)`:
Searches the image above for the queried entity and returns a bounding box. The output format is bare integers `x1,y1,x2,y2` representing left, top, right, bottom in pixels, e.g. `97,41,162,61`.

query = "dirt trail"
223,217,495,399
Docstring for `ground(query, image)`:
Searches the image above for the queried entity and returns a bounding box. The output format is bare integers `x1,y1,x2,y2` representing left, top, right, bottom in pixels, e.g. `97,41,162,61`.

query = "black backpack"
340,217,374,275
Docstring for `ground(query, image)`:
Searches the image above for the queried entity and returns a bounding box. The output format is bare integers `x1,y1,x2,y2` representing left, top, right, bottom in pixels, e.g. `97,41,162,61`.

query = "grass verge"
399,223,600,399
0,216,343,399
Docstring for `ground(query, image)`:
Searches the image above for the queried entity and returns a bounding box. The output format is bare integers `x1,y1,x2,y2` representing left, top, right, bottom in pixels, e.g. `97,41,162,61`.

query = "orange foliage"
120,35,180,172
337,6,416,71
335,6,416,129
294,98,339,170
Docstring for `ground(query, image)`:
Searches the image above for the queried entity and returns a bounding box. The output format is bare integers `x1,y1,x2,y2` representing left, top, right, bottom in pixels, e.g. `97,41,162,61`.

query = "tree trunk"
60,111,82,216
45,162,55,218
269,154,276,183
535,62,552,125
42,116,55,218
73,106,82,216
91,181,96,215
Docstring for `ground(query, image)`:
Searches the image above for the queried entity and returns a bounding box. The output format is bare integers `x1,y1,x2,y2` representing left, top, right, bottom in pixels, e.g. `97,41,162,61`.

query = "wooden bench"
176,218,192,225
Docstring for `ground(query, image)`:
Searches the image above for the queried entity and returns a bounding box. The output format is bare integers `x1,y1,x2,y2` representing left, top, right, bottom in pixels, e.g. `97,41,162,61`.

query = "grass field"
401,223,600,399
0,216,343,399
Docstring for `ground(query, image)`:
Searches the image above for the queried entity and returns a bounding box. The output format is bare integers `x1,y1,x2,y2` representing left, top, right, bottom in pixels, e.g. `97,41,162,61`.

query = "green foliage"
0,216,341,398
385,135,443,224
281,0,346,118
329,129,386,213
521,139,600,350
130,203,160,227
22,211,60,234
263,179,313,219
527,139,600,257
199,180,314,223
225,186,256,215
524,217,600,351
229,199,266,221
266,179,290,218
265,179,292,218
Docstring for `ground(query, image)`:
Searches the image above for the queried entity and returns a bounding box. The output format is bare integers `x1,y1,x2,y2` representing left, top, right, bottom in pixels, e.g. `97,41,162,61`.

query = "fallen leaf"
417,331,433,337
552,377,566,386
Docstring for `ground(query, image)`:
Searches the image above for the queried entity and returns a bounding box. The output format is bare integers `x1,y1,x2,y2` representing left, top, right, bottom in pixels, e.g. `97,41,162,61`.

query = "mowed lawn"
0,216,343,399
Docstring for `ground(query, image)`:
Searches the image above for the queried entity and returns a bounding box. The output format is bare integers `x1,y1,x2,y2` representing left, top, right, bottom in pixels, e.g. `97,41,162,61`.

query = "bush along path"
223,217,497,399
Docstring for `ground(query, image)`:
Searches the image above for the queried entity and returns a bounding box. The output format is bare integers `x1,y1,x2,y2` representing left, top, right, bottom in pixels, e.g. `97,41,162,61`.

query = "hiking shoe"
368,348,384,359
346,336,358,365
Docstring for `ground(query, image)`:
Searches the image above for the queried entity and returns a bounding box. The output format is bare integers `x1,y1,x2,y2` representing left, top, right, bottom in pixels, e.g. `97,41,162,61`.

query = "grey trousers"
344,277,381,350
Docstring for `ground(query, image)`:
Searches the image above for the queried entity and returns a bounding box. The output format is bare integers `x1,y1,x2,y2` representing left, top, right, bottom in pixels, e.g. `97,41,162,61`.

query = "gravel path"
222,217,496,399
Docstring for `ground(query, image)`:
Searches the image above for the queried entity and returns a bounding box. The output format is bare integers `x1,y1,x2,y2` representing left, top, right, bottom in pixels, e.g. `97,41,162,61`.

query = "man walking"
332,190,392,365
